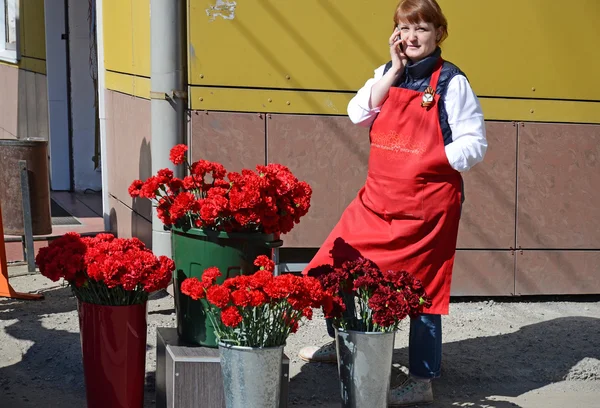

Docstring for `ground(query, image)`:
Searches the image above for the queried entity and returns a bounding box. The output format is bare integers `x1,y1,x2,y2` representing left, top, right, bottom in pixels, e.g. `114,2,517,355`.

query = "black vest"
382,47,466,146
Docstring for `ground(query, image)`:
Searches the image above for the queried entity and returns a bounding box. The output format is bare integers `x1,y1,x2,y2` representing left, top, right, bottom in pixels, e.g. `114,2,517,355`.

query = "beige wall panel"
517,123,600,248
267,114,370,247
1,130,16,139
109,196,152,248
17,71,28,138
34,73,49,140
190,111,266,172
451,251,514,296
0,65,19,138
457,122,516,249
25,71,39,138
105,90,152,203
0,68,5,135
516,251,600,295
0,69,48,140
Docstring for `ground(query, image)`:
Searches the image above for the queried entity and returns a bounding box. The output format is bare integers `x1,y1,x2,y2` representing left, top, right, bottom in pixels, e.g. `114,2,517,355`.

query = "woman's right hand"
366,28,408,110
389,27,407,74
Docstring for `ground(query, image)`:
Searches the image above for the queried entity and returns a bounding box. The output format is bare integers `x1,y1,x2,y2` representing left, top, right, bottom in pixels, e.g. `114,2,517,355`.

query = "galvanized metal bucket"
219,342,283,408
335,328,396,408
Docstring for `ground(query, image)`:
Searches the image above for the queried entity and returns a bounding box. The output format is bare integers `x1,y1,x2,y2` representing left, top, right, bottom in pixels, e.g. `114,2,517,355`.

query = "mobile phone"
395,26,403,51
397,35,404,51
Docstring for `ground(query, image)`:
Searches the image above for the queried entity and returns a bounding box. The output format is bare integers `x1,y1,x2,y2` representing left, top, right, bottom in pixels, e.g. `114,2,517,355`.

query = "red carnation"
181,278,206,300
36,232,175,305
231,289,251,307
140,176,161,199
201,266,222,286
157,168,174,182
254,255,275,273
169,144,188,165
220,306,243,327
128,180,144,197
156,197,173,226
248,290,267,307
249,270,273,290
170,192,201,222
206,285,232,308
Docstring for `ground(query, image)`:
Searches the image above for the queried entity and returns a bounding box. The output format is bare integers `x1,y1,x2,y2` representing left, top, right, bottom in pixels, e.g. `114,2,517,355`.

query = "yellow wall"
105,0,600,123
0,0,46,74
103,0,151,98
187,0,600,123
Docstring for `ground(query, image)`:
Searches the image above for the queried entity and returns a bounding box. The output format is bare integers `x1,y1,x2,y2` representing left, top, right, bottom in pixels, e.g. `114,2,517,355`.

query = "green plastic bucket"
171,227,283,347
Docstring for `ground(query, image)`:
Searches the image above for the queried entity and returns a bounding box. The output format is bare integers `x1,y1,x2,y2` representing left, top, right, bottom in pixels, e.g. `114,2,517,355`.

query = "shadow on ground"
290,316,600,407
0,285,157,408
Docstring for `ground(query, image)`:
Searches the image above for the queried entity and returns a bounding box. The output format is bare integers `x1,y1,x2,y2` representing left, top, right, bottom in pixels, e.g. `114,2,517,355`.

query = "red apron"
304,59,462,315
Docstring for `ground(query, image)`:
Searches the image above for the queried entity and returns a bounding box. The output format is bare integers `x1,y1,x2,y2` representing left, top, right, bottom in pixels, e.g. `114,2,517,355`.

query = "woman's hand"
388,27,407,75
367,28,407,109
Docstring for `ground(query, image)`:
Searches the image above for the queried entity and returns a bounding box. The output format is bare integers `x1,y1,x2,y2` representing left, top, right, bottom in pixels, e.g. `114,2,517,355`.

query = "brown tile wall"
517,123,600,248
457,122,516,249
190,111,266,172
266,115,370,247
452,250,515,296
104,90,152,241
516,251,600,295
184,115,600,296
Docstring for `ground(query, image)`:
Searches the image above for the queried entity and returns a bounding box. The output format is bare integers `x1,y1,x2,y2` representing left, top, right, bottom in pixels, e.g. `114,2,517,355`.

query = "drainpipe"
95,0,110,231
150,0,185,257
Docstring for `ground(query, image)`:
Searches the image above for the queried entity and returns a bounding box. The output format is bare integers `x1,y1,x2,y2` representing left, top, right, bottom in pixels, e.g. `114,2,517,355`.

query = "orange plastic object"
0,203,44,300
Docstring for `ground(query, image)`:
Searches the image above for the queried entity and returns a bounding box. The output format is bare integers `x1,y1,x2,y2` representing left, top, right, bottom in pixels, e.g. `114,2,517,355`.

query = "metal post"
95,0,111,231
19,160,36,273
150,0,185,257
272,247,280,276
0,202,44,300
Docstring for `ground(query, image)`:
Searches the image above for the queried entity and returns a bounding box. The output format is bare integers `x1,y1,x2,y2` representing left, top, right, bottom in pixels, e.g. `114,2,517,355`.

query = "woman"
299,0,487,405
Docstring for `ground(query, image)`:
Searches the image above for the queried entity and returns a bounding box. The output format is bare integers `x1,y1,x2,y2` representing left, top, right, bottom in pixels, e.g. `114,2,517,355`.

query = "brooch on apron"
421,86,435,108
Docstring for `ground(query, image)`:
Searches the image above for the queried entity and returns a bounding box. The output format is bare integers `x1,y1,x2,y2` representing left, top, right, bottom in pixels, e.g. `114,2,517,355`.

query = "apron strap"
429,58,444,91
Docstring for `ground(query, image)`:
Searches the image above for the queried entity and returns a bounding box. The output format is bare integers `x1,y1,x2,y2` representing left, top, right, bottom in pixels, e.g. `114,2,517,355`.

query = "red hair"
394,0,448,44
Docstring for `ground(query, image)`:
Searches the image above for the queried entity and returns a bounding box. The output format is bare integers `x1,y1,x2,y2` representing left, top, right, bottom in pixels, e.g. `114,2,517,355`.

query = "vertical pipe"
95,0,110,231
150,0,185,257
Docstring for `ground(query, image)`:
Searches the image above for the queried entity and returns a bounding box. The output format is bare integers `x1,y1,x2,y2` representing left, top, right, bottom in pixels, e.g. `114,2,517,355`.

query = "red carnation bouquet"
35,232,175,305
307,257,431,332
181,255,328,347
128,144,312,235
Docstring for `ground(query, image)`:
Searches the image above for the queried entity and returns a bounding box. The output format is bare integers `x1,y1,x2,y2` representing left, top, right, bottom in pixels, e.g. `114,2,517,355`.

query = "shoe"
388,377,434,406
298,340,337,363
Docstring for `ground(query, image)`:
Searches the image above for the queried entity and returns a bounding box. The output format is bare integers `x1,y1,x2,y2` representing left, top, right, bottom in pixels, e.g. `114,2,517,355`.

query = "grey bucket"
219,342,283,408
335,328,396,408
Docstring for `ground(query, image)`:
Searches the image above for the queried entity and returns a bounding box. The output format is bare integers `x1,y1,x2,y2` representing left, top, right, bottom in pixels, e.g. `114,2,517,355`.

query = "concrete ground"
1,264,599,408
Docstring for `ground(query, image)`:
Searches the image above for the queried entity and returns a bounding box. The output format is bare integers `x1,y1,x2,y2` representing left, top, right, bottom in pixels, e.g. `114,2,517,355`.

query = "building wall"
102,0,152,244
186,0,600,123
101,0,600,295
68,0,102,191
0,0,48,141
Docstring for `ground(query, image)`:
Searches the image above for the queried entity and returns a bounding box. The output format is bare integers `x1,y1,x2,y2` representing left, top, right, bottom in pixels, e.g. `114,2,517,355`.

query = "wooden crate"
156,328,290,408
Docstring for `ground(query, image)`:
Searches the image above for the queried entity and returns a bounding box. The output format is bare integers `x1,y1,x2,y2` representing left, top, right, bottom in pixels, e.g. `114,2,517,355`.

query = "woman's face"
397,21,441,62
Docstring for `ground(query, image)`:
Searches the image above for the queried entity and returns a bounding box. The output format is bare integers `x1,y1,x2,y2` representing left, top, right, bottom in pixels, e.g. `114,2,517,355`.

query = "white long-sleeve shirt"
347,64,487,172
